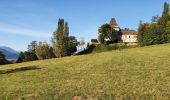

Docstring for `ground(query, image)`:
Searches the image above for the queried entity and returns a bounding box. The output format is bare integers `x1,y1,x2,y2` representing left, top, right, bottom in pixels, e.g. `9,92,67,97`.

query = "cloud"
0,23,52,38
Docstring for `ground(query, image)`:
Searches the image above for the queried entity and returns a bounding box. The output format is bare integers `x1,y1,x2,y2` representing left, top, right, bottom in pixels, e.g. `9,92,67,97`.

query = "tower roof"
110,18,118,26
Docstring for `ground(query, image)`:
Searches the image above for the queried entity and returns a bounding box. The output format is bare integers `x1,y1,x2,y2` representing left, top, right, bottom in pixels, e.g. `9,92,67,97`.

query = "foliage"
166,21,170,42
27,41,37,53
91,39,98,43
63,22,70,56
35,42,55,60
137,22,150,46
16,52,25,63
17,51,38,63
138,2,170,46
98,24,117,44
151,15,159,23
53,19,64,57
158,2,170,27
0,51,8,65
142,26,166,46
1,44,170,99
17,41,38,63
91,43,129,53
68,36,78,54
53,19,73,57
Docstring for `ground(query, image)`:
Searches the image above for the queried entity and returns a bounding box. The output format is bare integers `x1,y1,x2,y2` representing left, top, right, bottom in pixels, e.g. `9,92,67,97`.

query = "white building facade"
121,30,138,43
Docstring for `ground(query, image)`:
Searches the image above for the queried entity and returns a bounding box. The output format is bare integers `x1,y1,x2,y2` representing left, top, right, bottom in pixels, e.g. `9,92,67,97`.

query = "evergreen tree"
53,19,64,57
22,52,38,62
158,2,170,27
0,51,8,65
16,52,24,63
63,22,70,56
165,21,170,42
53,19,72,57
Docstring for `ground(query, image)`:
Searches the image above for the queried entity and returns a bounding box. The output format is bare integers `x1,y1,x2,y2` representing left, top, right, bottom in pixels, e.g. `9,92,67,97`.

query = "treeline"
17,19,79,63
138,2,170,46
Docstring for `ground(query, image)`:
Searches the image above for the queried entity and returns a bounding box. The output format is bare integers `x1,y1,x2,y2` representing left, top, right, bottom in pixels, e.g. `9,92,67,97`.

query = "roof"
110,18,118,26
121,30,137,35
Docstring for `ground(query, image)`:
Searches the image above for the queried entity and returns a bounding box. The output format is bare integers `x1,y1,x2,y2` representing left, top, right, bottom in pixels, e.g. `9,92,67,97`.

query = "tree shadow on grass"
0,66,40,75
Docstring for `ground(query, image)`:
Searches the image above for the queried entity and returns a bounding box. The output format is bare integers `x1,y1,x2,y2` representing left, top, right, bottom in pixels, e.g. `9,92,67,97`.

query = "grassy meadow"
1,44,170,99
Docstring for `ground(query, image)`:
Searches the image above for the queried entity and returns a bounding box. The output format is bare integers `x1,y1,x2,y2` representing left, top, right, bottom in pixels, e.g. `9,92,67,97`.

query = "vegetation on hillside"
138,2,170,46
16,19,78,64
0,44,170,99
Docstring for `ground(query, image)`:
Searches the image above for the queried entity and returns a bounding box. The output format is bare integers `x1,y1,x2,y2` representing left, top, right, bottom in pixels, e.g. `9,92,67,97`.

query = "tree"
35,41,55,60
98,24,117,44
165,21,170,42
137,21,150,46
28,41,37,53
63,22,70,56
143,26,165,45
53,19,69,57
69,36,78,54
16,41,38,63
16,52,25,63
151,15,159,23
158,2,170,27
17,51,38,63
53,19,66,57
0,51,8,65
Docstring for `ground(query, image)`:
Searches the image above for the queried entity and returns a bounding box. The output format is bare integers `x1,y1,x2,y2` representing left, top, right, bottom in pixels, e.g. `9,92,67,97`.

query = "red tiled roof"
121,30,137,35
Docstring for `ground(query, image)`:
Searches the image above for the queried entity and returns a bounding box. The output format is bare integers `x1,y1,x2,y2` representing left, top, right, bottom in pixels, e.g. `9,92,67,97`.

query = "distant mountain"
0,46,20,61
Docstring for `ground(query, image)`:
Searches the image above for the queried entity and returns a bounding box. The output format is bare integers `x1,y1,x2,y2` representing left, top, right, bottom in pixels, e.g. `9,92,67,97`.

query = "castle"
110,18,138,44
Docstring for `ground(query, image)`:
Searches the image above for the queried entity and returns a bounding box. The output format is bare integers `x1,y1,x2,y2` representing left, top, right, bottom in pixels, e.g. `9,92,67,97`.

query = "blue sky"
0,0,168,51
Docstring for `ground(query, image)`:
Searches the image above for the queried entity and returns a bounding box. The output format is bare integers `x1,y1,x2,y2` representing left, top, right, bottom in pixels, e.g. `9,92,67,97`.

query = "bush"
91,39,98,43
92,44,120,53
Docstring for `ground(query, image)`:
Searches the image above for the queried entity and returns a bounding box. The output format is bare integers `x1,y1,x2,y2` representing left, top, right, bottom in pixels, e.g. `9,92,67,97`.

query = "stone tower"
110,18,120,31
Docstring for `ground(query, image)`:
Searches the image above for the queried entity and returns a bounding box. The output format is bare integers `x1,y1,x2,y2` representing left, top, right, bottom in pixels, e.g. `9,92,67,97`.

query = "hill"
0,44,170,99
0,46,19,61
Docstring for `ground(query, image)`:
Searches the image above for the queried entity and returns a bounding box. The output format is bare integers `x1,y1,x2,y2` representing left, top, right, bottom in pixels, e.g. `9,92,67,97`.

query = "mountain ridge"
0,46,19,60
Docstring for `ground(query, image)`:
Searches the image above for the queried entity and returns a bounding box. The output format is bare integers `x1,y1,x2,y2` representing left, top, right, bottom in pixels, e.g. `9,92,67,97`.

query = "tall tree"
63,22,70,56
53,19,68,57
158,2,170,27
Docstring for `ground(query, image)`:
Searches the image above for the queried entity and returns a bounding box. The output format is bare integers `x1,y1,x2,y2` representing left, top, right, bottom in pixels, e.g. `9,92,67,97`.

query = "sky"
0,0,168,51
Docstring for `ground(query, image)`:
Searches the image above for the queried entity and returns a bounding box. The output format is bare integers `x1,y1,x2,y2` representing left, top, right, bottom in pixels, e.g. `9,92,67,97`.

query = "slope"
0,44,170,99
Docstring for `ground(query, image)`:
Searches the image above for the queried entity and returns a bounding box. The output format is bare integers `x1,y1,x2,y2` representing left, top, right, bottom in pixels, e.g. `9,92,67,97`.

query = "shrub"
91,39,98,43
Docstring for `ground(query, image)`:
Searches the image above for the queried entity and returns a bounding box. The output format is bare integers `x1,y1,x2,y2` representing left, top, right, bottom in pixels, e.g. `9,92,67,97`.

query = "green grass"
1,44,170,99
